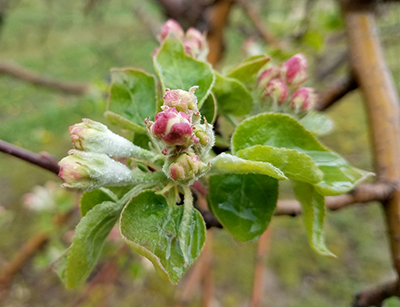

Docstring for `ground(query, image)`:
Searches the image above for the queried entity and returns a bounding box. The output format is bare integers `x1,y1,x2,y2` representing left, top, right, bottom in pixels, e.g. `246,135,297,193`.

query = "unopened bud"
290,87,316,113
257,66,280,90
281,53,307,88
264,78,288,103
163,86,198,113
167,152,208,184
69,119,143,158
183,28,209,60
159,19,184,41
151,108,197,147
193,127,209,146
58,150,133,191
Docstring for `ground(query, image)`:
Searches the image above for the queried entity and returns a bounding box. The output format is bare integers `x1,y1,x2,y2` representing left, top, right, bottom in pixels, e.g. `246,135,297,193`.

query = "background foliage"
1,0,400,306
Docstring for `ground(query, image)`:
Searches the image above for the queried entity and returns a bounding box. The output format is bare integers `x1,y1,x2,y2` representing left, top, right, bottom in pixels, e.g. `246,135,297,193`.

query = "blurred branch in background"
132,4,161,40
0,140,60,175
237,0,283,50
0,62,90,95
315,73,358,111
354,280,400,307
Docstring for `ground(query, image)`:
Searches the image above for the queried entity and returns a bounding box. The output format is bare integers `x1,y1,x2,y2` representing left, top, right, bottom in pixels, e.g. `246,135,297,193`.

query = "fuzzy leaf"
153,37,215,108
107,69,157,127
209,152,287,180
80,188,118,217
209,174,278,242
212,72,253,116
292,180,335,257
232,113,373,195
65,201,122,288
226,55,270,85
237,145,323,184
120,191,206,284
299,111,334,136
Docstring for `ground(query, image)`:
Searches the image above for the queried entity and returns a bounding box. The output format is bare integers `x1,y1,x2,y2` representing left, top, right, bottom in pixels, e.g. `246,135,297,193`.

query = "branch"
315,51,348,81
315,73,358,111
132,5,160,40
237,0,283,50
275,182,397,216
0,62,90,95
353,279,400,307
0,140,60,175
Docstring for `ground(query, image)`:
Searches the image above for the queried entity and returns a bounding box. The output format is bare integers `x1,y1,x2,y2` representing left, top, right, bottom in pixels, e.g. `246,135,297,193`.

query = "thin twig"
0,62,90,95
237,0,283,49
0,139,60,175
250,228,271,307
353,279,400,307
315,73,358,111
132,5,160,40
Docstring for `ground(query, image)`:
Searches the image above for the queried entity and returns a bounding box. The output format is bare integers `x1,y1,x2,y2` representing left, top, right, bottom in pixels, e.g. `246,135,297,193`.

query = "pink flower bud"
151,108,197,147
168,152,207,184
257,66,280,90
281,53,308,88
159,19,184,41
290,87,316,113
163,86,198,113
264,78,288,103
183,28,209,60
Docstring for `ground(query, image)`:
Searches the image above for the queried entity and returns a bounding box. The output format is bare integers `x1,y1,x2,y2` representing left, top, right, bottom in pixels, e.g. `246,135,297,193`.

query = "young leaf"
209,174,278,242
299,111,334,136
292,180,335,257
104,111,147,134
209,152,287,180
80,188,118,217
107,69,157,127
226,55,270,85
236,145,323,184
65,201,123,288
200,93,217,124
120,190,206,284
153,37,215,108
232,113,373,195
212,72,253,116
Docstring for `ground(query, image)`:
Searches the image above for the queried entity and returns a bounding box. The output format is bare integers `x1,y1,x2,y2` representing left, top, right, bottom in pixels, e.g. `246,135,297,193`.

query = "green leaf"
153,37,215,108
107,69,157,127
292,180,335,257
80,188,118,217
209,152,287,180
232,113,372,195
104,111,146,134
226,55,270,85
65,201,123,288
120,190,206,284
299,111,334,136
200,93,217,124
237,145,322,184
209,174,278,242
212,72,253,116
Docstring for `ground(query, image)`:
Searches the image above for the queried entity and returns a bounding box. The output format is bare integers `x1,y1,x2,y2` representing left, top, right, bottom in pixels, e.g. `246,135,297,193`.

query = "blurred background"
1,0,400,306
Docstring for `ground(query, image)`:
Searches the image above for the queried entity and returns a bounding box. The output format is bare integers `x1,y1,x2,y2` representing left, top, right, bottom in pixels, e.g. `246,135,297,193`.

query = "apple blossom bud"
194,128,209,146
151,108,197,147
159,19,184,41
167,152,208,184
264,78,288,103
58,150,133,191
69,119,155,160
163,86,198,113
281,53,308,88
290,87,317,113
183,28,209,60
257,66,280,90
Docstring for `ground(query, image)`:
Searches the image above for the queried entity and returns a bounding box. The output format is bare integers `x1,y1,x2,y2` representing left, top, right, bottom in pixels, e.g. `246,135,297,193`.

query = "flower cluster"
155,19,209,62
257,53,317,115
146,86,214,185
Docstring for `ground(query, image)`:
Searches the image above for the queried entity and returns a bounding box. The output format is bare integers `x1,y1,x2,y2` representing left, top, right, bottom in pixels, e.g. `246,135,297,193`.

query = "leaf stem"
180,186,194,265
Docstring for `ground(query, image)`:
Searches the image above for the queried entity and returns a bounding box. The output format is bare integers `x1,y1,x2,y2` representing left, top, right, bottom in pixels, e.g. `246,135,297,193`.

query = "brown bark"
206,0,234,66
0,62,90,95
250,228,271,307
342,1,400,305
354,280,400,307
